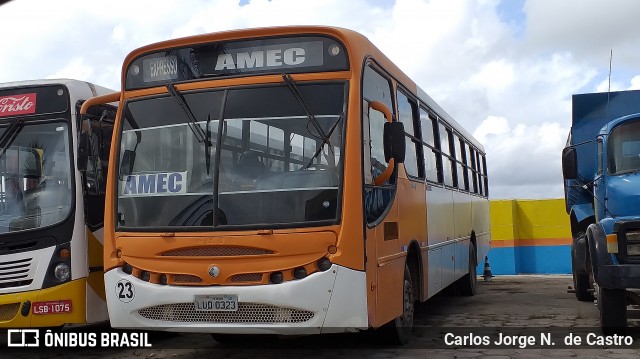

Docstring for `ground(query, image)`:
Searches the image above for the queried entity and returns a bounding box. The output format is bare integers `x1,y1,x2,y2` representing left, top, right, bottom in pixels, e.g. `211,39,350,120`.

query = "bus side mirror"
369,101,406,164
384,121,406,164
562,147,577,180
121,150,136,177
77,126,90,172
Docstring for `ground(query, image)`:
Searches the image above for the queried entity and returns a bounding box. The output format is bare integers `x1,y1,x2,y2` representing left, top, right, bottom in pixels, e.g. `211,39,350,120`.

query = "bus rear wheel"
380,265,414,345
457,244,477,296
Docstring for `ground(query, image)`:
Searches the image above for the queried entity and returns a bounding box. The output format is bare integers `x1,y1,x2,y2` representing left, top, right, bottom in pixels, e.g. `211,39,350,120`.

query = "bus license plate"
194,295,238,312
32,300,72,315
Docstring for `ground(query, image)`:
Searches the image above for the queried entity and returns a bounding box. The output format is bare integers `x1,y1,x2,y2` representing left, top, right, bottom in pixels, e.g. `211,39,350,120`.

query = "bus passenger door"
78,103,116,323
363,98,402,328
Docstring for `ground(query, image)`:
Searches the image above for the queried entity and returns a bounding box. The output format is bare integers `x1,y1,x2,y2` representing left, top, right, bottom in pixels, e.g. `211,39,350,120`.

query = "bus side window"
468,146,478,193
452,133,465,190
397,90,421,179
420,109,439,183
482,154,488,197
437,123,454,187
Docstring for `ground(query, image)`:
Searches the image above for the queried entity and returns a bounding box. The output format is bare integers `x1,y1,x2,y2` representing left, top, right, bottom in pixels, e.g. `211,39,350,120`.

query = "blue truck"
563,89,640,333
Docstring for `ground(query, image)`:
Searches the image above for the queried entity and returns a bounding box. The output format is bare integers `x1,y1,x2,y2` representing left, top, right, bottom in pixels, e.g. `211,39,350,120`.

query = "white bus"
0,79,116,328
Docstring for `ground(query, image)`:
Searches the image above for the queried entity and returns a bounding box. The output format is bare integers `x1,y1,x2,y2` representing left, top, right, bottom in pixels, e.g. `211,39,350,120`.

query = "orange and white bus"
82,26,490,343
0,79,116,327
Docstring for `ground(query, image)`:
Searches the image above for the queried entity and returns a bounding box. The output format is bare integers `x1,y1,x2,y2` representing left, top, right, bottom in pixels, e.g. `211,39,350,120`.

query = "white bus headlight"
54,263,70,281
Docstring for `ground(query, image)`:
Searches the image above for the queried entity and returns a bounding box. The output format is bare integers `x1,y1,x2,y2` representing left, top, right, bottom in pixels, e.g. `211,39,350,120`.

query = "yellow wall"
490,199,572,247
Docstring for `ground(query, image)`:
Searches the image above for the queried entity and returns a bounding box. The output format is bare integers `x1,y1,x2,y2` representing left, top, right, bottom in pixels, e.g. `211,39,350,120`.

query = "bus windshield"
117,82,345,229
0,121,73,233
608,120,640,175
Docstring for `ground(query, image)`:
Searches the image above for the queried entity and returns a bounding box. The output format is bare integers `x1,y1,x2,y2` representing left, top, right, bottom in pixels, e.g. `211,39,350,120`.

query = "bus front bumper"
104,264,368,335
0,279,86,328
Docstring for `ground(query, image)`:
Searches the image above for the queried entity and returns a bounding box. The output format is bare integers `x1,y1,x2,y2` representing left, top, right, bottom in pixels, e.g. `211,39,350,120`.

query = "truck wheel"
598,287,627,334
379,265,414,345
572,266,593,302
458,244,477,296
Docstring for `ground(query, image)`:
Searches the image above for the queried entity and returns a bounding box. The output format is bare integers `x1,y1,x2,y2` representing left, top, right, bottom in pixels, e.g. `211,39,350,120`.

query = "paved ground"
3,275,640,358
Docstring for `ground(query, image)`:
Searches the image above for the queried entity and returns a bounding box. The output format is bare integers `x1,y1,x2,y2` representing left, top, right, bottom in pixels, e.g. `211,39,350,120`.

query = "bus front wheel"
380,265,414,345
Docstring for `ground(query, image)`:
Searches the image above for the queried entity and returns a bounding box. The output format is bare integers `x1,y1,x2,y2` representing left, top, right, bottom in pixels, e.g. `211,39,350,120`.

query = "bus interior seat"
232,151,265,189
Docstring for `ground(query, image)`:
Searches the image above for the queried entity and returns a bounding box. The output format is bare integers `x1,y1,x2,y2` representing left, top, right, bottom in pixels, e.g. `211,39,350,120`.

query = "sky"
2,0,640,200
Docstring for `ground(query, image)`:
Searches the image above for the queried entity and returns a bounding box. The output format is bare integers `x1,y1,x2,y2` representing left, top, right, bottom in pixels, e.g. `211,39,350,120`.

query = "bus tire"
458,244,477,296
380,265,414,345
598,287,627,335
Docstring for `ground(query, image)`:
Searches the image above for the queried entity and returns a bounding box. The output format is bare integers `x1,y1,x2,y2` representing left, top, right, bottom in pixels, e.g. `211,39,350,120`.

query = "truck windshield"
608,120,640,175
0,121,73,233
117,82,345,229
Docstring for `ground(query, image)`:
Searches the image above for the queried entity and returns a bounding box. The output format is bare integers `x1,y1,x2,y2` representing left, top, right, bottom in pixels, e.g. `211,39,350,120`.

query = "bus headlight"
54,263,70,282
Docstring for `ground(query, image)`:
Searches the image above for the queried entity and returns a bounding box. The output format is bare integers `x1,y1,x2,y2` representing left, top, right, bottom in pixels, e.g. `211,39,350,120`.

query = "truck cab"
563,90,640,333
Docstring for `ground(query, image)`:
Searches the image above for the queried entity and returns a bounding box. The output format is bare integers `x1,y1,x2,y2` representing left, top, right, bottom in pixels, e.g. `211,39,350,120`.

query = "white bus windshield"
0,121,73,233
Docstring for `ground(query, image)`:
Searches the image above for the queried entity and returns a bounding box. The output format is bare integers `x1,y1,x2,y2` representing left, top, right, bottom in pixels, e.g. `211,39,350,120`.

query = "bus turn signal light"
59,248,70,260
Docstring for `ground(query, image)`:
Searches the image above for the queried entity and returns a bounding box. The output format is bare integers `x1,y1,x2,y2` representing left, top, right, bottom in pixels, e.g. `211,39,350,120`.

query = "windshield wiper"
281,74,339,168
0,118,23,156
304,112,343,169
282,74,333,145
166,84,208,144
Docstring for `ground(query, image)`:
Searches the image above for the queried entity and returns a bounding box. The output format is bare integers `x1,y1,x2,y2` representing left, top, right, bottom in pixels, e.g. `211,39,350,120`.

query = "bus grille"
161,247,274,257
230,273,263,282
137,302,315,324
171,274,202,283
0,302,20,321
0,258,33,289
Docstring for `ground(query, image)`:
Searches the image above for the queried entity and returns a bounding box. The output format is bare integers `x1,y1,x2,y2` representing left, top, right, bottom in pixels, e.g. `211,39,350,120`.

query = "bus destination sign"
127,36,348,90
0,85,68,118
0,93,36,118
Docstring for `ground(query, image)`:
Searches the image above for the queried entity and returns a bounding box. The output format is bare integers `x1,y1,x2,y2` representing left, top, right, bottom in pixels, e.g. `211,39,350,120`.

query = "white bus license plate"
194,295,238,312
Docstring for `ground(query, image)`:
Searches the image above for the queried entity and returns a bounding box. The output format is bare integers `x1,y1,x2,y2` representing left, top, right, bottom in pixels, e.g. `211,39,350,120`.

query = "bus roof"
0,78,114,97
122,26,484,153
